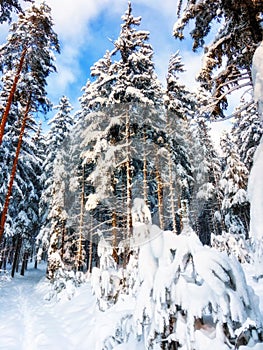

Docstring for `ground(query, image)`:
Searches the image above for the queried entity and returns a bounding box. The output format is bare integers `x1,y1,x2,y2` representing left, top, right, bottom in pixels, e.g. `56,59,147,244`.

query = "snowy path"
0,265,96,350
1,263,263,350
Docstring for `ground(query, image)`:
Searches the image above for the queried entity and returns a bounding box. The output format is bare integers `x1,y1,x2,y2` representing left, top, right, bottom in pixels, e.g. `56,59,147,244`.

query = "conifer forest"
1,1,263,349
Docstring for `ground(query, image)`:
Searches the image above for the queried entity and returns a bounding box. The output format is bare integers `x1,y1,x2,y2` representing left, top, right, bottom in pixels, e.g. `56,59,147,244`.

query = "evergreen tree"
0,110,43,276
37,96,74,268
0,3,59,244
174,0,263,118
191,117,223,244
0,2,60,145
162,52,195,232
232,100,263,171
77,2,164,253
220,131,250,237
0,0,32,24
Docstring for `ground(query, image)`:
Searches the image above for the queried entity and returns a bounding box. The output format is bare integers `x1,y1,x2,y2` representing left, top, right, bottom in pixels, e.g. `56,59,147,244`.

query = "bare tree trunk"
143,127,148,205
60,221,65,260
166,111,177,234
112,210,119,263
87,213,93,273
126,110,133,239
168,147,177,233
124,106,132,267
75,167,85,271
0,98,31,244
111,178,119,263
0,48,27,146
20,251,28,276
0,238,6,270
88,241,93,273
11,235,22,278
155,147,164,230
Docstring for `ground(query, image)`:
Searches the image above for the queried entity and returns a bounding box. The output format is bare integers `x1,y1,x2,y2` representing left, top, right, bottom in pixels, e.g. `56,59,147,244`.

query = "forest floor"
0,262,263,350
0,263,97,350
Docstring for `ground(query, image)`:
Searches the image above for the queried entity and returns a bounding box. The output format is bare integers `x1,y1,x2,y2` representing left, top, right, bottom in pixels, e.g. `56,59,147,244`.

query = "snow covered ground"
0,260,262,350
0,263,94,350
0,262,142,350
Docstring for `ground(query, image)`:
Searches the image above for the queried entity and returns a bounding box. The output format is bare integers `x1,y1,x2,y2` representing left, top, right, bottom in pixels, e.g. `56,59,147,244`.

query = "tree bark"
0,238,6,270
168,148,177,233
11,235,22,278
20,251,28,276
111,179,119,263
0,47,27,146
0,97,31,244
166,111,177,234
76,166,85,271
155,147,164,230
143,127,148,205
126,108,133,240
60,221,65,260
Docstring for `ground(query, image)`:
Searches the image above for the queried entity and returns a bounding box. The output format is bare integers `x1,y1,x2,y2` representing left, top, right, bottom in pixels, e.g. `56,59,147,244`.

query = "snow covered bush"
45,268,86,302
131,223,262,349
91,234,122,311
211,231,252,264
92,200,263,349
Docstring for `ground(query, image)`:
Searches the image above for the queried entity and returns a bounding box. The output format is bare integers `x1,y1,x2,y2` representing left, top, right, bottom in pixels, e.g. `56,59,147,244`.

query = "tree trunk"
143,127,148,205
11,235,22,278
87,214,93,273
126,109,133,239
155,147,164,230
88,241,93,273
166,111,177,234
0,98,31,244
76,166,85,271
0,238,6,270
20,251,28,276
111,179,119,264
0,47,27,146
60,221,65,260
168,147,177,233
124,106,132,267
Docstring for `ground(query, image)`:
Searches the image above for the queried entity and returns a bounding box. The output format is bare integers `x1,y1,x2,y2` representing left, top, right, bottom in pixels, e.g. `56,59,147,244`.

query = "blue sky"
34,0,202,112
0,0,202,116
0,0,230,144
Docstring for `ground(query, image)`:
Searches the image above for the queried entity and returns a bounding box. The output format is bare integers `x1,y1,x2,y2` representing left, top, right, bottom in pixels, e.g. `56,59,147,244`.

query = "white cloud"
33,0,117,97
1,1,203,112
43,0,107,42
180,50,203,90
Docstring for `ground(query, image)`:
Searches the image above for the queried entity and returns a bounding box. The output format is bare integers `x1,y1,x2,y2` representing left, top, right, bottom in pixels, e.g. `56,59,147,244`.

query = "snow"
252,41,263,119
248,139,263,243
0,250,263,350
247,42,263,279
